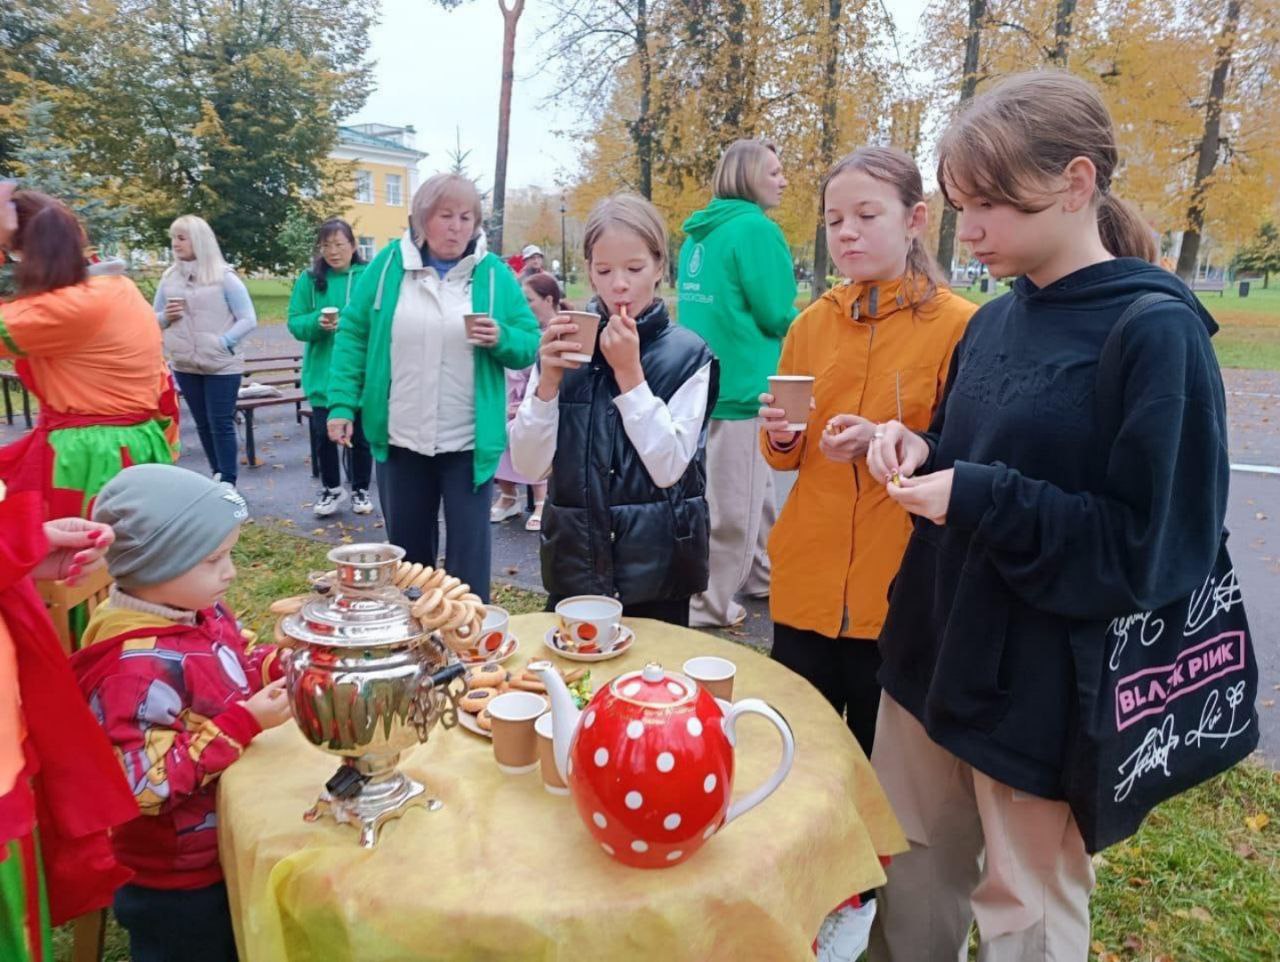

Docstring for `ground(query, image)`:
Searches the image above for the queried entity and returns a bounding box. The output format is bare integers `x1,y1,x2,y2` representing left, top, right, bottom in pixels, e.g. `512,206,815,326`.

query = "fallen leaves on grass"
1244,812,1270,832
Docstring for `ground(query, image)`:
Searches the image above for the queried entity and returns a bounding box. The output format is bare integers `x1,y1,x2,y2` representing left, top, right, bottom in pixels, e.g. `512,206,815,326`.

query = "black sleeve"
918,344,964,475
946,302,1229,619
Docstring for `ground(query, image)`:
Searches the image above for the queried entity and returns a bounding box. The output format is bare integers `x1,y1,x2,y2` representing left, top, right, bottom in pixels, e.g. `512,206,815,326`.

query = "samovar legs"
304,765,443,848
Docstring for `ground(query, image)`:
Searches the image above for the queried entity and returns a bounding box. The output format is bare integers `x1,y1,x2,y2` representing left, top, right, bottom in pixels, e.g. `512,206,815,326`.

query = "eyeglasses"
320,240,351,252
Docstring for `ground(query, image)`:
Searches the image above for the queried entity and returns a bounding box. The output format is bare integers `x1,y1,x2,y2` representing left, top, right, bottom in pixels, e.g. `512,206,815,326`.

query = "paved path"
4,325,1275,761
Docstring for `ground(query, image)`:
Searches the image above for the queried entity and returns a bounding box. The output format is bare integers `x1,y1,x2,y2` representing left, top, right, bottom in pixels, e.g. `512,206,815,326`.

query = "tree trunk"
723,0,746,131
634,0,654,199
1175,0,1242,281
488,0,524,255
935,0,985,278
1051,0,1076,65
811,0,842,299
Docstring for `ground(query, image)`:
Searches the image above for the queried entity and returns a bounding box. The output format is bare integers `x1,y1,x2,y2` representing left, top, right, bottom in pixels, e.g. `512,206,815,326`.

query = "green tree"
44,0,373,272
6,99,131,250
1234,221,1280,288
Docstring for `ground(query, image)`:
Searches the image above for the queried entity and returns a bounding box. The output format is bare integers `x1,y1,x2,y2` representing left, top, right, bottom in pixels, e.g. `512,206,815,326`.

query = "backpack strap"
1096,292,1182,441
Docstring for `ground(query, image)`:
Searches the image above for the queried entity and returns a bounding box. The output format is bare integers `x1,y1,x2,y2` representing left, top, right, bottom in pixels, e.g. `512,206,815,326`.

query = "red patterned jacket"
70,598,282,889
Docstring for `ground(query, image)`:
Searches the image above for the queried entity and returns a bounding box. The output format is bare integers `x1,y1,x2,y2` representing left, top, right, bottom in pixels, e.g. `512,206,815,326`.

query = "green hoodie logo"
688,243,705,278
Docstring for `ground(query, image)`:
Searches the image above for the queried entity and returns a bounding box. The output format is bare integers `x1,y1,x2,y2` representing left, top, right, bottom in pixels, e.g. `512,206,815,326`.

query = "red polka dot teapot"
529,659,795,868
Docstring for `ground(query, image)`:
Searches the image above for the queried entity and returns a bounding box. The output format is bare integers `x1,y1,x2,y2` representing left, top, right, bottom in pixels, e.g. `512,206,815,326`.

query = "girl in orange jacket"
758,147,975,755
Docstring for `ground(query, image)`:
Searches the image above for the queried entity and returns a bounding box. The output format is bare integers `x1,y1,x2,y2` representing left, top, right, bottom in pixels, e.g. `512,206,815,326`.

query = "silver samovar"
280,543,466,847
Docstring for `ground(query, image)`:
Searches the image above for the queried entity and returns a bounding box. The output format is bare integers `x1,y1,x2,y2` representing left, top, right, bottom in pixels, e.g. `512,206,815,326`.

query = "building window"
355,170,373,204
386,173,403,207
358,236,375,261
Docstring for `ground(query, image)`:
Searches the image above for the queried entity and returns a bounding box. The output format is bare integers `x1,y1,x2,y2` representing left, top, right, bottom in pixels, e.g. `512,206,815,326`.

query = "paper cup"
320,306,339,329
166,297,186,316
464,312,491,346
557,311,600,364
478,605,510,656
535,712,568,795
554,595,623,653
683,656,736,701
767,375,814,432
489,692,547,775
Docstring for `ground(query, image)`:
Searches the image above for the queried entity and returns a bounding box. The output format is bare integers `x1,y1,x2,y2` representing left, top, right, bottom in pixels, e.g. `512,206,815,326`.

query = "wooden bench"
1191,277,1226,296
238,388,307,467
0,369,33,428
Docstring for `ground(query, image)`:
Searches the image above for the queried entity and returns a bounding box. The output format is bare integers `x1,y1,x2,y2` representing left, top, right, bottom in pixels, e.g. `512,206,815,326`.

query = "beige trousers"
690,418,775,627
867,696,1095,962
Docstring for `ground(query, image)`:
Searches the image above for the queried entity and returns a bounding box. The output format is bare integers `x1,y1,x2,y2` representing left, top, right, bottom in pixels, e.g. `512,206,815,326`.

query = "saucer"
458,634,519,666
543,625,635,662
457,709,491,739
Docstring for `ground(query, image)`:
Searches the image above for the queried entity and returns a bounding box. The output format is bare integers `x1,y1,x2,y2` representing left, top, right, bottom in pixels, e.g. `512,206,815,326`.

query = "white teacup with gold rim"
553,595,623,654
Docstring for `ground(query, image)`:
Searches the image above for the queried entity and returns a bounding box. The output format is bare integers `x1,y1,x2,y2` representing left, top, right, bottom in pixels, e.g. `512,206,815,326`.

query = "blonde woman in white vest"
153,215,257,486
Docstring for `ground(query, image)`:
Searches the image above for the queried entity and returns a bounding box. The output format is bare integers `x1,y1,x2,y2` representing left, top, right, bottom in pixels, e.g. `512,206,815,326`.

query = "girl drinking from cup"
757,147,975,755
509,194,717,627
865,71,1227,961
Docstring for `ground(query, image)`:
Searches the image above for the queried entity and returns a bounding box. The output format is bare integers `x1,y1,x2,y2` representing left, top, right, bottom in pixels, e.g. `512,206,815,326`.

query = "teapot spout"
527,660,579,783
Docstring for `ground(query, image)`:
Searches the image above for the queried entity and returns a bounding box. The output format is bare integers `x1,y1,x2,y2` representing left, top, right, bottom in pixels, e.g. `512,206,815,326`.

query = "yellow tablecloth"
218,614,906,961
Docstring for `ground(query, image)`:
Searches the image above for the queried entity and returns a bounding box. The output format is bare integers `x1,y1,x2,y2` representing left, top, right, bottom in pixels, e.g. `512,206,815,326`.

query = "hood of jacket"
400,229,490,279
680,198,765,242
1013,257,1218,337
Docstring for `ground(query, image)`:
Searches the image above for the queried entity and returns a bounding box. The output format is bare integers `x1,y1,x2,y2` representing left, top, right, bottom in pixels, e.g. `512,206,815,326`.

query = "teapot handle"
721,698,795,827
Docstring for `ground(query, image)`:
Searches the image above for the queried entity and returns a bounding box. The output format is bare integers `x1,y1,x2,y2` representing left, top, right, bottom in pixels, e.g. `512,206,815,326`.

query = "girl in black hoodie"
864,71,1230,961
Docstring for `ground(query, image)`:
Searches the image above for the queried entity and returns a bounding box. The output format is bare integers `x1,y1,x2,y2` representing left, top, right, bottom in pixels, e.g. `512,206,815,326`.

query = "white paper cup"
535,712,568,795
557,311,600,364
768,375,815,432
683,656,737,701
464,312,491,346
489,692,547,775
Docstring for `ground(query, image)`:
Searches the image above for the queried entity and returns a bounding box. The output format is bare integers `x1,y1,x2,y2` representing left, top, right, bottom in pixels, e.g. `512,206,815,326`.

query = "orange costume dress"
0,274,178,519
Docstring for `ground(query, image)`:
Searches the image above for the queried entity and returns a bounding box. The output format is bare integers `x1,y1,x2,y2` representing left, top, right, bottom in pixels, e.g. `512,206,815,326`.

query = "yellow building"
332,124,426,260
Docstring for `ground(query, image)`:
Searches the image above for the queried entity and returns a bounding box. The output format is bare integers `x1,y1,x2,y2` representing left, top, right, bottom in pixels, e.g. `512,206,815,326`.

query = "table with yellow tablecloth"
218,614,906,961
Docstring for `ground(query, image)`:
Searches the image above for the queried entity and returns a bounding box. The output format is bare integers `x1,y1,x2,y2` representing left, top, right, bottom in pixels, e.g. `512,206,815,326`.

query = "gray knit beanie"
93,464,250,589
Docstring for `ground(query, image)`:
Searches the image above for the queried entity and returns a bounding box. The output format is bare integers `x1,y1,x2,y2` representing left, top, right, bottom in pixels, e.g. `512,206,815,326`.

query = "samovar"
279,543,466,847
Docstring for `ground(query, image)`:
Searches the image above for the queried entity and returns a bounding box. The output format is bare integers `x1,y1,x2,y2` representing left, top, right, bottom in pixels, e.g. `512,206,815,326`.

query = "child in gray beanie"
71,463,290,962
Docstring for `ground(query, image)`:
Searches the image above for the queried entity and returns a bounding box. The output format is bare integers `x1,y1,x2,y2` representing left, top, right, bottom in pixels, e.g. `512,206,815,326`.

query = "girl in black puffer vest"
509,194,718,626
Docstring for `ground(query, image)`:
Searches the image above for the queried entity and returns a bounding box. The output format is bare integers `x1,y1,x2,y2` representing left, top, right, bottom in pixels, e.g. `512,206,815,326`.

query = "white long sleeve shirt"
509,361,713,489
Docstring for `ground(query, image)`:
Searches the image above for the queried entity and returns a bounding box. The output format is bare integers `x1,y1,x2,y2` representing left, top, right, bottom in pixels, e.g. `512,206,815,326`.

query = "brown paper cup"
535,712,568,795
768,376,814,432
558,311,600,364
489,692,546,774
683,656,736,701
464,312,491,345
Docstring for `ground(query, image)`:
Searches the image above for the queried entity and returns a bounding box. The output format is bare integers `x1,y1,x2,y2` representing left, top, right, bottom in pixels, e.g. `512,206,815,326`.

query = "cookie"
466,662,505,690
459,687,498,713
476,709,493,732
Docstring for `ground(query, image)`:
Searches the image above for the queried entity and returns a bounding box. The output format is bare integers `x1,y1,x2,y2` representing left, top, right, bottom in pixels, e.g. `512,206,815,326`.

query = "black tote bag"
1064,293,1259,852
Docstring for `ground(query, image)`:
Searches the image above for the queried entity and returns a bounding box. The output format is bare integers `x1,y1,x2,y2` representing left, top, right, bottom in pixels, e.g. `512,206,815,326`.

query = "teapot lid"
610,663,696,708
284,589,424,649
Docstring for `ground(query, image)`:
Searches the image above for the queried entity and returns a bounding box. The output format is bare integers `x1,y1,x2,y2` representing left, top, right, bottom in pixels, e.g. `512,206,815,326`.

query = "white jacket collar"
400,229,489,279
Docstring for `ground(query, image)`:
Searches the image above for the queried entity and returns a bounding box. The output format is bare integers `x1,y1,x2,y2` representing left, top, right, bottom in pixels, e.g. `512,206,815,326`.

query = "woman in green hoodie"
326,174,540,602
287,218,372,518
678,138,798,627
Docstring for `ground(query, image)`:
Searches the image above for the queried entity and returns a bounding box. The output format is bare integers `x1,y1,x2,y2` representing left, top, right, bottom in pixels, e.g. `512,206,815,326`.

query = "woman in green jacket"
326,174,540,601
287,218,372,518
677,138,798,627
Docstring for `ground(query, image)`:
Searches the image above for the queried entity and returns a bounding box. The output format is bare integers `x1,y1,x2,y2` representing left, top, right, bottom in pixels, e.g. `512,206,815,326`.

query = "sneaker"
314,487,348,517
351,489,374,515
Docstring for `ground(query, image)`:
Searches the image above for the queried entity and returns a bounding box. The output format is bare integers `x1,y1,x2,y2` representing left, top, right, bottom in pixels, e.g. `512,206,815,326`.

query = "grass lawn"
52,521,1280,961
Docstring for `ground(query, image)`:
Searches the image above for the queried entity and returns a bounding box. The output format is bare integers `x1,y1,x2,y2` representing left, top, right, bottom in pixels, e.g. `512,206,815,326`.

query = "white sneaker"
351,489,374,515
314,488,348,517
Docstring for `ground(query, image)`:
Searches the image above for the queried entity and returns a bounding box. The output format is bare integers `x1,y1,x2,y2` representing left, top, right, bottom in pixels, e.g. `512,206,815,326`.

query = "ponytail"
1098,194,1157,262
